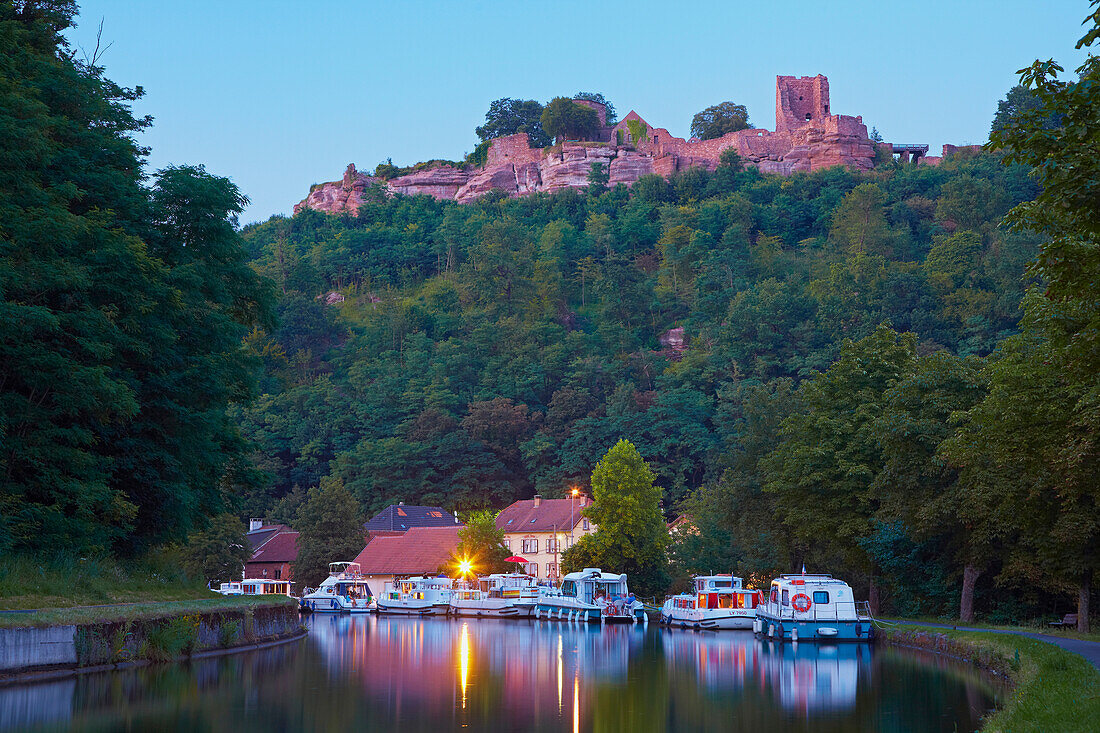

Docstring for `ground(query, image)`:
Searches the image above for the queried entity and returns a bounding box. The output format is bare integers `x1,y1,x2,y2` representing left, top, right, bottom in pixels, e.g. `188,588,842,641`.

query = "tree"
292,476,364,588
453,510,511,576
990,85,1060,137
181,514,250,586
763,325,917,612
574,91,617,124
690,102,751,140
587,161,609,196
541,97,600,143
475,98,550,148
981,2,1100,632
560,440,670,596
829,183,894,257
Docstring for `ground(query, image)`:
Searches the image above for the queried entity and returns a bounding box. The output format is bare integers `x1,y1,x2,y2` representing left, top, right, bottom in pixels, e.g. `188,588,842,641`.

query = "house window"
813,590,829,604
522,539,538,554
274,568,281,580
546,538,560,553
502,538,510,550
582,520,590,531
262,568,268,578
547,563,559,579
523,562,538,576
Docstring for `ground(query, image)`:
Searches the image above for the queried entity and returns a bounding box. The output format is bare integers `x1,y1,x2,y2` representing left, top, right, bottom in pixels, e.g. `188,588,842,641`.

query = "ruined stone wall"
294,74,915,215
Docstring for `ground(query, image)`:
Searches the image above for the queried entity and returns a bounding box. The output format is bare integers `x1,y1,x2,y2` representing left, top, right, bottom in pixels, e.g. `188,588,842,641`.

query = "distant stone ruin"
295,75,954,215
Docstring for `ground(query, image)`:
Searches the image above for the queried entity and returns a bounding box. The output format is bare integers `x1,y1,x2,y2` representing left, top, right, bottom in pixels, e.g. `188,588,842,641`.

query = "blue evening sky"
65,1,1090,224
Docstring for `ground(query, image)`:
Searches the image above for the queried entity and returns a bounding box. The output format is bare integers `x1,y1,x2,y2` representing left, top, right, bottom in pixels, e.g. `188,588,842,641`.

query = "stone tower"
775,75,831,133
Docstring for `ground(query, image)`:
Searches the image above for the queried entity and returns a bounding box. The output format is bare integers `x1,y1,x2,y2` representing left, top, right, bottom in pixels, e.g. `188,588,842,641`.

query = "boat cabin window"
781,589,790,606
714,579,732,588
813,590,829,604
718,594,733,609
561,580,577,597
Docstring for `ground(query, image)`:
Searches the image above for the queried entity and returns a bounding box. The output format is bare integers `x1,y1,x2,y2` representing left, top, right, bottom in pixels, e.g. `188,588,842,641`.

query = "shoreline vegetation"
882,625,1099,733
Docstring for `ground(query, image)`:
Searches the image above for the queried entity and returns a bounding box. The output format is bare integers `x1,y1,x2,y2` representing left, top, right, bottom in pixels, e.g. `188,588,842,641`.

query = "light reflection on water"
0,614,1000,732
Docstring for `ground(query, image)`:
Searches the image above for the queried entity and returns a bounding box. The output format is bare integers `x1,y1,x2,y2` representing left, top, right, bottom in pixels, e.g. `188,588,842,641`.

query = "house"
495,494,596,581
668,514,696,535
364,502,460,534
351,526,463,597
244,519,299,584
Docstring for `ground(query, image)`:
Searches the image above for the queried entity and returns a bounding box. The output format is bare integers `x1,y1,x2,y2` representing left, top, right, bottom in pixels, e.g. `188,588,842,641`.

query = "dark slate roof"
247,523,292,551
364,504,458,532
352,526,462,575
495,498,589,534
247,531,299,564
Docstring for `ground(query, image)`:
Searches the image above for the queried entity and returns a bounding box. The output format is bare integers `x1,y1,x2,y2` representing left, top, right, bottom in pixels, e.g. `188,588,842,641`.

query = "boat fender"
791,628,798,642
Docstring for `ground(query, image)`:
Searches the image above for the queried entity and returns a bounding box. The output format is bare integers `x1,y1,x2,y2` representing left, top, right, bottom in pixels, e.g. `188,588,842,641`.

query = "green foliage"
465,139,492,168
574,92,617,124
476,98,550,148
561,440,669,595
454,510,511,575
180,514,251,586
587,161,609,196
690,102,751,140
718,147,743,170
0,6,271,555
625,118,648,145
990,84,1060,137
292,476,364,588
541,97,600,142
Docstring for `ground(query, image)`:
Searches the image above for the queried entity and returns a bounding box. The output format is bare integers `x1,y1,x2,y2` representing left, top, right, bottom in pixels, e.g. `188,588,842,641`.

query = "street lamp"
570,487,579,548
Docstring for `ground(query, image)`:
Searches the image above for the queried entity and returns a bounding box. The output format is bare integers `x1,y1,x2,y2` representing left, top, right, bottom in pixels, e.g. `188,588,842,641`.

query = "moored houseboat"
377,575,452,615
536,568,646,624
449,573,540,618
659,575,763,630
300,562,374,613
216,578,294,597
753,574,874,642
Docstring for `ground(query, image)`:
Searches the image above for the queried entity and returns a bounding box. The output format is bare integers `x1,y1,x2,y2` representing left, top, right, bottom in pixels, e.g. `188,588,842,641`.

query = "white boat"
449,574,540,618
215,578,294,597
659,575,762,630
377,576,452,615
300,562,374,613
535,568,646,624
753,574,875,642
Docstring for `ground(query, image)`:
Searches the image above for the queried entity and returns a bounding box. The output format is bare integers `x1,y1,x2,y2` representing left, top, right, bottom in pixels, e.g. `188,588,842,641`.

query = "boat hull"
659,609,755,630
377,600,449,616
753,614,875,642
536,599,646,624
300,596,374,613
449,599,533,618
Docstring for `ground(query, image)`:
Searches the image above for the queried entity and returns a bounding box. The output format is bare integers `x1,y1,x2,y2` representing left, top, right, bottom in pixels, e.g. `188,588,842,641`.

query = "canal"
1,614,1002,731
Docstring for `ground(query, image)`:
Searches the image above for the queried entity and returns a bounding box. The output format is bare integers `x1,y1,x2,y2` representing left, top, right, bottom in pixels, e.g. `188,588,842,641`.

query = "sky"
64,1,1092,225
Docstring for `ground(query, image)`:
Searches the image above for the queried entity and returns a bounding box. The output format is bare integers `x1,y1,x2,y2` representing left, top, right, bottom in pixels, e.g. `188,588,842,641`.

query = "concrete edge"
0,628,307,687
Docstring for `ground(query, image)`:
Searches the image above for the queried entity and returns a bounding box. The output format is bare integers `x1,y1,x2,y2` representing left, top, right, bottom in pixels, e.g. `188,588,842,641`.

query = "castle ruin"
296,75,947,215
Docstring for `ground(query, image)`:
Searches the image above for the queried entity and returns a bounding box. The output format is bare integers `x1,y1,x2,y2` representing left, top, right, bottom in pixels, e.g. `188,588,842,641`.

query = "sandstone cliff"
295,74,917,216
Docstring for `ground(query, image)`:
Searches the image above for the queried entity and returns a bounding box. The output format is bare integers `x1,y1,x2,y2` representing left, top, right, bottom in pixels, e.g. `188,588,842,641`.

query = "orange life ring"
791,593,812,613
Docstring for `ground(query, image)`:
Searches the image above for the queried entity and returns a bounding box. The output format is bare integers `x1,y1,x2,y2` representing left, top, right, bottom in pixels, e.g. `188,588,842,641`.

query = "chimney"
579,495,588,508
454,511,459,524
249,518,263,532
533,494,542,508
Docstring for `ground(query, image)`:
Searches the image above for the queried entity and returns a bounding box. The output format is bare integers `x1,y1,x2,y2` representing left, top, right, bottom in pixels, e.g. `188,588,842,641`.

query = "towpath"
892,621,1100,671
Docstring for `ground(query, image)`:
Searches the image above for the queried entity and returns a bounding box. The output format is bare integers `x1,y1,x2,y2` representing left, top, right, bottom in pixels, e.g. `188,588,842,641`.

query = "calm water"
1,614,1002,732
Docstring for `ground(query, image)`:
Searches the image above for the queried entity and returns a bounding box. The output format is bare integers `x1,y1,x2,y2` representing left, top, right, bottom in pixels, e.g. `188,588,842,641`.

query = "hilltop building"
295,74,949,215
495,494,596,581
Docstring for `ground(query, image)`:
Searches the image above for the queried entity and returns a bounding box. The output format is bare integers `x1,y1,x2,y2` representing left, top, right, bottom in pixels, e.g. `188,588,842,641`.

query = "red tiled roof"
246,523,292,551
352,526,462,575
248,531,299,564
495,498,589,534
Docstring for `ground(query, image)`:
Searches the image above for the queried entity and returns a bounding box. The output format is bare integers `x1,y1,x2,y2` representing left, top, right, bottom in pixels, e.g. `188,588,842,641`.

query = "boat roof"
772,574,851,586
562,568,627,583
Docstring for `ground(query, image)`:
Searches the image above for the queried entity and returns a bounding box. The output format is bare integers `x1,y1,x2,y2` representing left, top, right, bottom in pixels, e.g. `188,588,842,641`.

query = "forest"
3,1,1097,626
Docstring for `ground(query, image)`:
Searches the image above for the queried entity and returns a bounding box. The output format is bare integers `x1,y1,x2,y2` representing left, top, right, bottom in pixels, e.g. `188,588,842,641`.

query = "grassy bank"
885,626,1099,732
0,595,296,630
0,553,219,611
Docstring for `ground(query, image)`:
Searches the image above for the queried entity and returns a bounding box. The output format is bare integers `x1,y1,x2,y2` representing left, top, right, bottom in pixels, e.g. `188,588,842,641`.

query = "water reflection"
0,615,1000,732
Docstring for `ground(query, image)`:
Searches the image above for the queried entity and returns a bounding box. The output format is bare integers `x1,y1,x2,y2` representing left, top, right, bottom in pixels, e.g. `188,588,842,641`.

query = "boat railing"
770,599,862,622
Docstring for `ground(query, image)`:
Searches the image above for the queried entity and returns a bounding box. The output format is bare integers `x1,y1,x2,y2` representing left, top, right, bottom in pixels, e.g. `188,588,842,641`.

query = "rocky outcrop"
294,163,380,216
294,74,936,215
388,166,471,199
